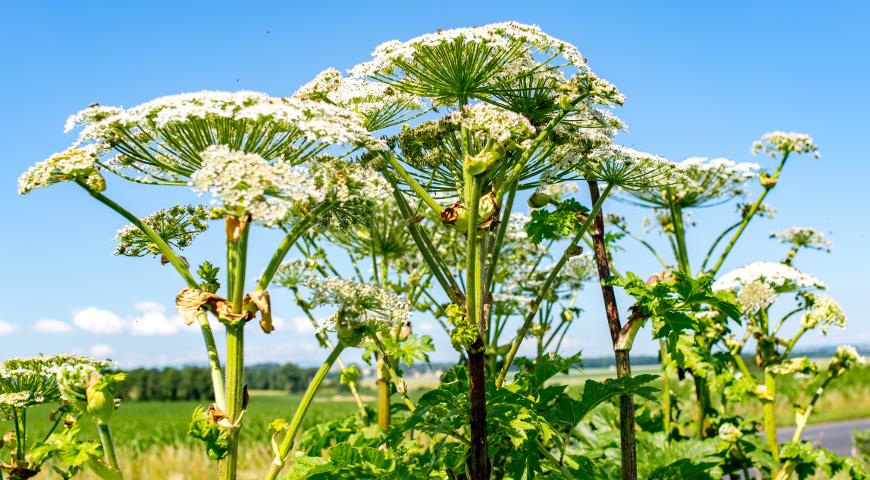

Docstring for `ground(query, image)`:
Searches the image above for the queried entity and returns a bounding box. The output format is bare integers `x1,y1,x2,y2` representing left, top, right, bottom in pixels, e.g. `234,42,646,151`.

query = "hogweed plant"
0,355,121,480
13,21,868,480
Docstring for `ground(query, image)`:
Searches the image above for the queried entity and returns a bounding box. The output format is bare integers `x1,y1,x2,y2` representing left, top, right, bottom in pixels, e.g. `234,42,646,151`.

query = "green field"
5,364,868,478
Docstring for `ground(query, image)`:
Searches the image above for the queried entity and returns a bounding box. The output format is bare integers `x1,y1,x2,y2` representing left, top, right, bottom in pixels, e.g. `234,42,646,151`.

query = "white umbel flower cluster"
74,91,381,148
621,156,757,208
18,145,105,194
350,21,590,79
64,104,122,133
752,131,820,158
801,294,846,333
736,281,778,314
771,227,832,252
449,104,535,144
713,261,826,292
192,145,321,225
0,355,111,410
293,68,423,120
581,145,691,190
830,345,864,375
673,157,759,201
303,277,411,330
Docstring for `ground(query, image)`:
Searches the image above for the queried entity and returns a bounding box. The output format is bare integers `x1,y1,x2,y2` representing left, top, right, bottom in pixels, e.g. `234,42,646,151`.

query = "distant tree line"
118,363,317,401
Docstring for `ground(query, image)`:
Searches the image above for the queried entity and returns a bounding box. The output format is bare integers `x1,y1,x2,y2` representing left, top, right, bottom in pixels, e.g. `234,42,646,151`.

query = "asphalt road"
777,418,870,456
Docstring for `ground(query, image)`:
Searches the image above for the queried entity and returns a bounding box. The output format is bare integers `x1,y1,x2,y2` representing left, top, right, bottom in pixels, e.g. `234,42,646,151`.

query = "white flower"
801,295,846,333
752,131,819,158
192,145,321,225
448,104,534,144
349,21,589,79
718,423,743,442
771,227,832,252
0,355,111,410
64,104,122,133
18,145,105,194
580,145,691,190
713,261,825,292
736,281,778,314
303,277,411,329
294,68,423,131
49,91,384,186
830,345,864,375
624,156,760,208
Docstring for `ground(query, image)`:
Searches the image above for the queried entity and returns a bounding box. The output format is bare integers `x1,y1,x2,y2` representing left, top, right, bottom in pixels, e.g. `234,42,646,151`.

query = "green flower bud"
528,192,552,209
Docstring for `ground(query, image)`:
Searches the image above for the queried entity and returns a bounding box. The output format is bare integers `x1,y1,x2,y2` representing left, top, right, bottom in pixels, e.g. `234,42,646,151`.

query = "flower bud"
86,373,115,424
528,192,552,209
759,172,778,188
464,146,504,176
718,423,743,442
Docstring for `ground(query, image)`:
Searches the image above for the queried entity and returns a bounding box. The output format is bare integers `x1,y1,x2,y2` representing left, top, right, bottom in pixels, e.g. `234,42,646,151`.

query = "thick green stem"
463,171,490,480
265,344,345,480
669,200,691,274
222,218,250,480
96,423,122,475
495,183,613,388
11,409,23,462
660,340,672,437
222,325,244,480
376,355,391,428
693,375,711,439
763,369,780,462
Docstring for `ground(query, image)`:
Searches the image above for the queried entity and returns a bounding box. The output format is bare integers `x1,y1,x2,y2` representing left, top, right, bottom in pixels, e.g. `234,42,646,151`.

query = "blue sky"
1,1,868,368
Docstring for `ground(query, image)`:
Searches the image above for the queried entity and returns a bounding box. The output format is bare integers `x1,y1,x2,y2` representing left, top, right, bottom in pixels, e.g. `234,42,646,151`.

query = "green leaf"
525,199,589,244
567,374,659,424
648,459,719,480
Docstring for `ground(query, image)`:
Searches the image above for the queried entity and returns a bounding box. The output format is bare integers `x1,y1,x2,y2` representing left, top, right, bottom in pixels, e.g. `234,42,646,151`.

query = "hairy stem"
763,369,780,462
221,217,250,480
587,180,637,480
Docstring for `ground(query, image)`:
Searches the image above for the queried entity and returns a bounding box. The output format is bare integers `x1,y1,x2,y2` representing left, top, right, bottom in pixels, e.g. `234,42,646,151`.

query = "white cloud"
89,344,114,357
33,318,74,334
416,320,435,332
73,307,124,334
0,321,17,335
129,302,186,336
290,316,316,334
